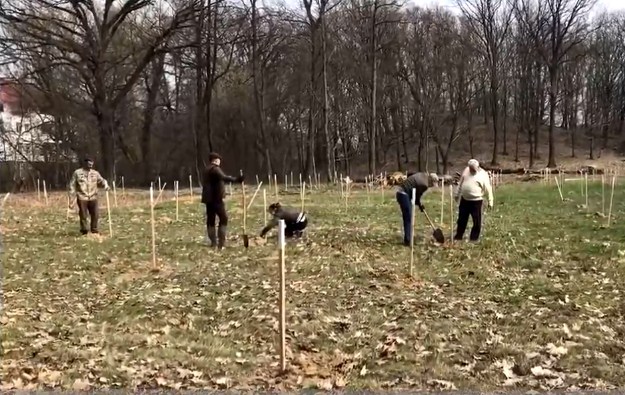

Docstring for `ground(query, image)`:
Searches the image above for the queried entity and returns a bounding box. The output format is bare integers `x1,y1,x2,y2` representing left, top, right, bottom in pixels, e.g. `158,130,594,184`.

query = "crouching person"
260,203,308,238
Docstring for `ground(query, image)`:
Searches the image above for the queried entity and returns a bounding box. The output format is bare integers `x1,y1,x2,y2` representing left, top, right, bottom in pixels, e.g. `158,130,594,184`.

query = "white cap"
468,159,479,170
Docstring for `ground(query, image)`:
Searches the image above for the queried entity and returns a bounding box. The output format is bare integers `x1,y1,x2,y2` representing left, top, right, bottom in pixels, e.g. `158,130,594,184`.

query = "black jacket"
260,206,306,236
399,172,429,205
201,164,239,204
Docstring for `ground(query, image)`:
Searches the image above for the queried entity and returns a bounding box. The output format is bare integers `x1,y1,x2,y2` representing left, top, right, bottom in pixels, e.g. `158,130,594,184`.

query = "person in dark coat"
396,172,439,246
260,202,308,238
201,152,244,249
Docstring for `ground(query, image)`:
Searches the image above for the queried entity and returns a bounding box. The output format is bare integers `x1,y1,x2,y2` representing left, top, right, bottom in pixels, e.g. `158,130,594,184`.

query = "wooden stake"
301,181,305,212
247,182,263,210
602,174,605,215
263,188,267,227
585,172,588,210
43,180,48,206
449,184,453,242
285,174,288,191
256,175,260,185
366,176,371,204
308,175,312,191
290,171,293,187
113,181,118,207
121,176,125,197
1,192,10,208
155,183,167,205
189,174,193,198
150,185,157,269
274,174,278,199
175,180,179,221
440,178,445,224
607,175,616,227
278,219,287,372
105,189,113,237
37,178,40,200
554,176,564,201
410,188,417,278
158,176,162,192
242,179,248,246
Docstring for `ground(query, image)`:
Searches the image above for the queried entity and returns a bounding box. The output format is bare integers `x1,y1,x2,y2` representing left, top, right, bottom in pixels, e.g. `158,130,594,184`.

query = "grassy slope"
356,120,625,175
2,179,625,391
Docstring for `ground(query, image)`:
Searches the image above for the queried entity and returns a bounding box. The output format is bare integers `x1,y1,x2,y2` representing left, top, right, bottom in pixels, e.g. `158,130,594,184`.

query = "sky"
280,0,625,14
407,0,625,13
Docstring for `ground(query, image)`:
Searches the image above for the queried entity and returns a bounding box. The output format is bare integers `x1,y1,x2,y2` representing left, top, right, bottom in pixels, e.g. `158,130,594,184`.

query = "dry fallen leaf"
72,378,91,391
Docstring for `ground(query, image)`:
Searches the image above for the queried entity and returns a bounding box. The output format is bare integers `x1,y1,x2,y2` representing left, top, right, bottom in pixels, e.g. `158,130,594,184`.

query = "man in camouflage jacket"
68,157,109,235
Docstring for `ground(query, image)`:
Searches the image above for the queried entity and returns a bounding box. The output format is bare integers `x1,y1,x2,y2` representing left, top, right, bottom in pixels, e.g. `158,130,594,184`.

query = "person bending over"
201,152,244,249
395,172,439,246
260,202,308,238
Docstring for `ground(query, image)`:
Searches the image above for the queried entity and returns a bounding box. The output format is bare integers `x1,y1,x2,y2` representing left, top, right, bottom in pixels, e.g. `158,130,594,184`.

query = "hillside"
351,120,625,177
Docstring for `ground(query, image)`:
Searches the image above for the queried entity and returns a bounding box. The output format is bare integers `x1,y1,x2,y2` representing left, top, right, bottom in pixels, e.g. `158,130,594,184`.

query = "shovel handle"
421,208,437,231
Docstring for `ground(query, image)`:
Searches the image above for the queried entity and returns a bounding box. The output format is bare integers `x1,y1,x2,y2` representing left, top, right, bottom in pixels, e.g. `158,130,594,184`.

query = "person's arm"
68,170,77,200
483,171,494,207
96,171,109,190
214,166,242,183
260,216,280,237
455,169,467,201
414,184,428,211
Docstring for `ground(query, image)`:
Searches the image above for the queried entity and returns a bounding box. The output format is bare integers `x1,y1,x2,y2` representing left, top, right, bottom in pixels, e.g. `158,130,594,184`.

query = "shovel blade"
243,234,249,248
432,228,445,244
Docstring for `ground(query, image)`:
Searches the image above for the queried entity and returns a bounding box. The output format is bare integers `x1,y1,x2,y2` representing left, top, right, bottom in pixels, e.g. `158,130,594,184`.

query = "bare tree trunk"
368,0,378,176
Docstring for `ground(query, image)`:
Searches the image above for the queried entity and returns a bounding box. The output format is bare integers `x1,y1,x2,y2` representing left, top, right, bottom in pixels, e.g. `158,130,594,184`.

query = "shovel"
422,208,445,244
241,170,249,248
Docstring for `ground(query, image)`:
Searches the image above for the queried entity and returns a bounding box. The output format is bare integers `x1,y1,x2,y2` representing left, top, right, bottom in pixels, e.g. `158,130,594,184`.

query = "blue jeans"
396,190,413,245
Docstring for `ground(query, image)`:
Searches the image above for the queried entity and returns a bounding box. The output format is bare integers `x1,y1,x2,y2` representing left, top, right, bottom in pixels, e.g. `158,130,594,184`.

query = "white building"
0,79,55,162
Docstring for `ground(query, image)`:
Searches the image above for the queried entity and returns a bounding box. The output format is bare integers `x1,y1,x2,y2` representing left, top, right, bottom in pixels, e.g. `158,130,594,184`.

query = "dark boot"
217,225,227,249
207,225,217,247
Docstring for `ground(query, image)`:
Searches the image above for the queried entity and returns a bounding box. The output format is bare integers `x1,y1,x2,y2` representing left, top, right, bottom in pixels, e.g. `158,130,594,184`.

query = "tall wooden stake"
449,184,453,242
43,180,48,206
175,181,179,221
440,178,445,224
285,174,288,191
278,219,287,372
301,182,305,212
121,176,125,197
607,175,616,227
113,181,118,207
37,178,41,200
263,188,267,227
410,188,417,277
106,189,113,237
585,172,588,210
554,176,564,201
150,185,157,269
601,174,605,215
189,175,193,198
274,174,278,199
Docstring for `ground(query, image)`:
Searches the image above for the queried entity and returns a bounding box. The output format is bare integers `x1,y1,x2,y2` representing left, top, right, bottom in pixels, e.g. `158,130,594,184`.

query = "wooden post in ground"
274,174,278,200
43,180,48,206
449,184,454,242
121,176,125,198
106,189,113,237
440,178,445,224
585,172,589,211
278,219,287,372
263,188,267,227
410,188,417,277
174,181,179,221
601,174,605,215
607,175,616,227
37,179,41,201
301,182,305,212
189,175,193,198
113,181,118,207
150,185,157,269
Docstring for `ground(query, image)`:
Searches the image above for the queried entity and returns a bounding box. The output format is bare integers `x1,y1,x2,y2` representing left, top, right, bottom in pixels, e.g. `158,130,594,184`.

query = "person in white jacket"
454,159,493,242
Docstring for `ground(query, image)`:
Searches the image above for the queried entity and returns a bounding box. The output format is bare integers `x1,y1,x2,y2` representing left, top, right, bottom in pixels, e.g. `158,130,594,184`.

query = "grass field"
2,177,625,391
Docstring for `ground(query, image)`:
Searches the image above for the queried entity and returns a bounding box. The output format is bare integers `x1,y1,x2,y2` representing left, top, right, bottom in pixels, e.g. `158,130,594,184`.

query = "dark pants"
77,198,98,234
396,190,413,245
205,202,228,227
205,202,228,247
455,198,483,241
285,219,307,238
